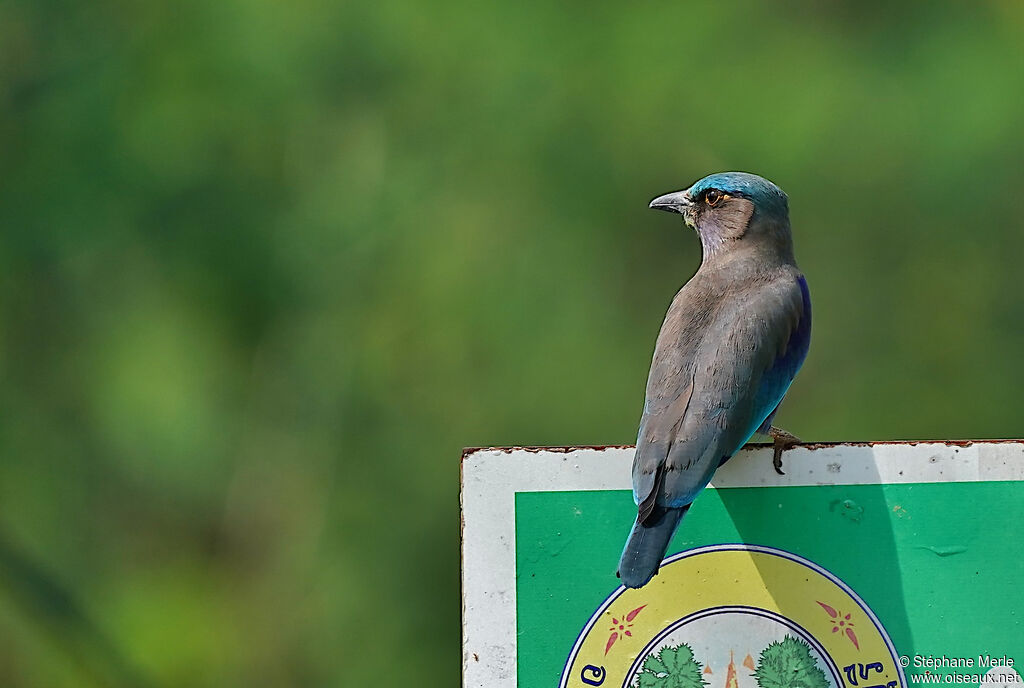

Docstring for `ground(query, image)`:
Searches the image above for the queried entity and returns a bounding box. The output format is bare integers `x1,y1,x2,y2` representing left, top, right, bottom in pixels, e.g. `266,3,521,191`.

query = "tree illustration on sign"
632,642,709,688
753,636,830,688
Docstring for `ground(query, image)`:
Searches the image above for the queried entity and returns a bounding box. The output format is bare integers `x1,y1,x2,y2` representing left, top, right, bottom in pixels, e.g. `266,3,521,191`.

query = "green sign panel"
462,442,1023,688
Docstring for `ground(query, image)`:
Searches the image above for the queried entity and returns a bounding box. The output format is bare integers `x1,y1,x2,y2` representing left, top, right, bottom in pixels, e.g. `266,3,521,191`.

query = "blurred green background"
1,0,1023,685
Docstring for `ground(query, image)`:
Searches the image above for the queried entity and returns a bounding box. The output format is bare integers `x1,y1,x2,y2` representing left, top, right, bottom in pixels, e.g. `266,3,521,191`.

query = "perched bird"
617,172,811,589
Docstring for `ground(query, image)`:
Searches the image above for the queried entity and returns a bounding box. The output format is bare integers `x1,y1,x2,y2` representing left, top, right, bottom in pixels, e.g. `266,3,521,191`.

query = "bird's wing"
630,285,708,519
754,274,812,434
632,272,809,521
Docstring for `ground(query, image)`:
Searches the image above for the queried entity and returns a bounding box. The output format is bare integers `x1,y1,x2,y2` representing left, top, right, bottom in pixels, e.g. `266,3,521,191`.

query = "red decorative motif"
605,605,646,654
818,601,859,650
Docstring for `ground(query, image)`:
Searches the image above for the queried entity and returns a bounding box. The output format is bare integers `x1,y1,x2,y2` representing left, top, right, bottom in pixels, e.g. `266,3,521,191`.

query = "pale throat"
696,220,794,269
697,230,733,262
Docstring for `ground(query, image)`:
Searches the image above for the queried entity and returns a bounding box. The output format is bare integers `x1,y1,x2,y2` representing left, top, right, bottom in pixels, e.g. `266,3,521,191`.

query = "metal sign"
461,441,1024,688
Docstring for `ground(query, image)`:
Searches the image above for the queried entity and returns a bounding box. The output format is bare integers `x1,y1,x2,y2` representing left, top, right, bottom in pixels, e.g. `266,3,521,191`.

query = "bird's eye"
705,189,723,207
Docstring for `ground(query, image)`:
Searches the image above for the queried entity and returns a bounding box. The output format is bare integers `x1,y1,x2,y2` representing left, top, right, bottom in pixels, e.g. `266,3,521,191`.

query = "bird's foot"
768,426,801,475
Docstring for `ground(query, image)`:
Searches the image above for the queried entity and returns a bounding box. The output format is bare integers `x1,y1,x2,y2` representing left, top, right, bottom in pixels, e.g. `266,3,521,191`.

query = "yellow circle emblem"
561,545,904,688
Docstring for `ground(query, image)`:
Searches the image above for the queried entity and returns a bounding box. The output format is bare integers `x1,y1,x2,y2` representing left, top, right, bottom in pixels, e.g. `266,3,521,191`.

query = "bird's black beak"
648,190,693,214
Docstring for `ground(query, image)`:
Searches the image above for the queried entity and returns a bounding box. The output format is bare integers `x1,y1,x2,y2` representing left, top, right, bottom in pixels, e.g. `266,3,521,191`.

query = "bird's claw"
768,426,801,475
772,444,786,475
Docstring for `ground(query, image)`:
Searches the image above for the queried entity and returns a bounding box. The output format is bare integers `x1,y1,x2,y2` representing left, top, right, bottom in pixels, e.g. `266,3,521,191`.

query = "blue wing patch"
752,274,812,437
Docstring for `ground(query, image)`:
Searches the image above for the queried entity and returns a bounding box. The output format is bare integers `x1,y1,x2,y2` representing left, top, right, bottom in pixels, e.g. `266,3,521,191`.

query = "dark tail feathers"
616,505,688,589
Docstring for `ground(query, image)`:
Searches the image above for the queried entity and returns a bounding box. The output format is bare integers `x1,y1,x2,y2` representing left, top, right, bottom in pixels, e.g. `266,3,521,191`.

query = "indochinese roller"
617,172,811,589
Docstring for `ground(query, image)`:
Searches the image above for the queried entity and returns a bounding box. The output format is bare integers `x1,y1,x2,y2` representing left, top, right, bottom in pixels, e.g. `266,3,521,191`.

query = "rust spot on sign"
462,444,634,461
462,438,1020,462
